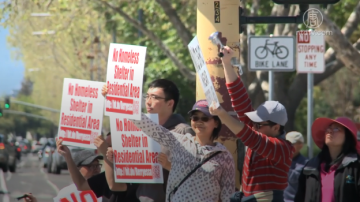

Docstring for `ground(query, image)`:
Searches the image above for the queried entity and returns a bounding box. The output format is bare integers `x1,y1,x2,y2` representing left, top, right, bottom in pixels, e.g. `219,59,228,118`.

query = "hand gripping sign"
188,36,220,108
57,78,105,149
104,43,147,120
110,114,163,183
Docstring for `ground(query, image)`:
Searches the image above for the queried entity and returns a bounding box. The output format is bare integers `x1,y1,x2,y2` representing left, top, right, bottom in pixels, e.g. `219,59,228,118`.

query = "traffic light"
4,96,10,109
0,108,3,117
272,0,339,4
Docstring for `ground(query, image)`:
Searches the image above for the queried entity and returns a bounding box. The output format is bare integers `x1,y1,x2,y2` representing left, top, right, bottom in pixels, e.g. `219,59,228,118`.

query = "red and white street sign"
296,31,325,73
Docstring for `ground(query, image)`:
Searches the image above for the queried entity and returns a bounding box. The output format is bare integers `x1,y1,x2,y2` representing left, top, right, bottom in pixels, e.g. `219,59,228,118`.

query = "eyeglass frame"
253,121,277,129
325,127,342,133
143,94,167,101
82,164,102,170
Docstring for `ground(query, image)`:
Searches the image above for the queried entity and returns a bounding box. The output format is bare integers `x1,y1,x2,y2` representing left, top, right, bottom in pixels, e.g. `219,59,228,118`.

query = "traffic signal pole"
0,98,60,113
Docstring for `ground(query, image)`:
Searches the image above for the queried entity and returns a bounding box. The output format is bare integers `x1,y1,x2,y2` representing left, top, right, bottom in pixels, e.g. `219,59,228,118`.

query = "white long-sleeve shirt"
131,114,235,202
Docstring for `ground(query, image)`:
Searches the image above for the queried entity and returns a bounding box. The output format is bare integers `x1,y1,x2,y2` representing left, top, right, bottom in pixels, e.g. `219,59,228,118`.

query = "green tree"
2,0,360,136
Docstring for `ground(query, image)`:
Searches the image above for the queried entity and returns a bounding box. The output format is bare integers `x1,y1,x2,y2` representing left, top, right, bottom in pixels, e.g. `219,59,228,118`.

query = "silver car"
40,141,56,168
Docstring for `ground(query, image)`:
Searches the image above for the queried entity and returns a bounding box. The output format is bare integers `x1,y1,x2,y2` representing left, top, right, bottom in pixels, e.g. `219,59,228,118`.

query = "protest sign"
53,189,101,202
57,78,105,149
188,36,220,107
110,114,163,183
105,43,147,120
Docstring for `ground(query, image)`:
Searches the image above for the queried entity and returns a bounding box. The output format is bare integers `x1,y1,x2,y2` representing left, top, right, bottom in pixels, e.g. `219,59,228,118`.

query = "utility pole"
97,23,102,81
112,24,116,43
196,0,242,189
90,28,94,81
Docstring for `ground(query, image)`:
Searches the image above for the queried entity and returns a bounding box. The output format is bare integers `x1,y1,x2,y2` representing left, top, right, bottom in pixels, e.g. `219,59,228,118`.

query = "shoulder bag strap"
167,151,222,202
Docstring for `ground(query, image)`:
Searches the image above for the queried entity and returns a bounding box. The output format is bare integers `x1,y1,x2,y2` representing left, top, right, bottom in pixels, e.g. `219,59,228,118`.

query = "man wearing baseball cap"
210,46,294,202
284,132,308,202
54,148,103,201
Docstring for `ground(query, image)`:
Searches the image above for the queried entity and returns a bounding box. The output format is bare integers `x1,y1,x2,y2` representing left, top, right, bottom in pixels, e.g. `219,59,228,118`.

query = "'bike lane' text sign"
248,36,295,72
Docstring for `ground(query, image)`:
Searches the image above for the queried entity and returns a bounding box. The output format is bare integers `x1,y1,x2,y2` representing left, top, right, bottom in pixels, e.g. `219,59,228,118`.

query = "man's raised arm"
56,139,91,191
221,46,253,125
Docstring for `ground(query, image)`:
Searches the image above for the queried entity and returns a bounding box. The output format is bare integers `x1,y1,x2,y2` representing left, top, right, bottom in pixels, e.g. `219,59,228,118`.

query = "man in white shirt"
53,149,104,202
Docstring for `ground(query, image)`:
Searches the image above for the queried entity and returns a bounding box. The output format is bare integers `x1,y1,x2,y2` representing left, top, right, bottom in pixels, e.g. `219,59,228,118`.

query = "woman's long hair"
211,116,222,141
318,128,357,171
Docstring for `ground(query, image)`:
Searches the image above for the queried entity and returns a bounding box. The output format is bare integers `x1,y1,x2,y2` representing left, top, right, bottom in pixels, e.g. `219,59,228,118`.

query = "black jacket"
294,152,360,202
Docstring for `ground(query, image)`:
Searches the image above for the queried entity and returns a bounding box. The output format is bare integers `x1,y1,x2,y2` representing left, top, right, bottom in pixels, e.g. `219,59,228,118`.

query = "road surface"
0,153,72,202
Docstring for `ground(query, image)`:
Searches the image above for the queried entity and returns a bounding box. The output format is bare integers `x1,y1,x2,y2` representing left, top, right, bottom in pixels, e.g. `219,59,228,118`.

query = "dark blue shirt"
284,154,308,202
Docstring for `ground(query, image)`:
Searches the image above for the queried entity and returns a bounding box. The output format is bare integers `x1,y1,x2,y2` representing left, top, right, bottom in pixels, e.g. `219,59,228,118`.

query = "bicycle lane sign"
248,36,295,71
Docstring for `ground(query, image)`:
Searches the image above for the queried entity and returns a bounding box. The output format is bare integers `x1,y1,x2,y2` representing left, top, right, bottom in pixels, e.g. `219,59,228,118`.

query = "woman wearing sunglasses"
128,99,235,202
295,117,360,202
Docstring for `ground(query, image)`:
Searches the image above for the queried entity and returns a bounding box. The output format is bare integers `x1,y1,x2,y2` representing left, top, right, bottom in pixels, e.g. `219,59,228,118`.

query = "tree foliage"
0,78,55,137
1,0,360,137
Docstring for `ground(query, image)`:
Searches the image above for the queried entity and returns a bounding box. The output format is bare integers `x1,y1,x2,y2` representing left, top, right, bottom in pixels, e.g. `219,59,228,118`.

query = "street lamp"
28,68,40,72
30,13,51,17
30,13,55,35
32,30,55,35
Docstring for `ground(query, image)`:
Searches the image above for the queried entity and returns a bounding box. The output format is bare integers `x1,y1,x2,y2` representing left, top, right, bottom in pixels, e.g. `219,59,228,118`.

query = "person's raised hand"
220,46,234,65
158,153,171,171
106,147,114,162
94,135,108,155
56,139,71,158
101,84,108,97
209,101,226,117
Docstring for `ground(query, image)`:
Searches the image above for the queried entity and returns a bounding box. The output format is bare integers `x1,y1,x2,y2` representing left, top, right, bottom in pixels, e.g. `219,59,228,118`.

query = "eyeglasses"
190,116,211,122
143,94,166,101
325,127,341,133
253,122,274,129
86,164,102,170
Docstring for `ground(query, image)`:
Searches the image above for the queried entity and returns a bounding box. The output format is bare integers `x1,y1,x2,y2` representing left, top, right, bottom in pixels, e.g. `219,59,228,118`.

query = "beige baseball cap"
286,131,304,144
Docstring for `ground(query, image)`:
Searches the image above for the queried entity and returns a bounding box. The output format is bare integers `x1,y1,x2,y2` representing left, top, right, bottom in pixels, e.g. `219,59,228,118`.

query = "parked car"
48,147,97,174
31,141,43,153
0,134,17,172
37,137,51,160
40,141,56,168
9,138,21,161
39,137,48,145
19,139,31,154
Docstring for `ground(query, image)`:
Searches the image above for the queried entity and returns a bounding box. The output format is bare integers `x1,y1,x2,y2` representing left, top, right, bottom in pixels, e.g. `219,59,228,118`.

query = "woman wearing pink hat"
295,117,360,202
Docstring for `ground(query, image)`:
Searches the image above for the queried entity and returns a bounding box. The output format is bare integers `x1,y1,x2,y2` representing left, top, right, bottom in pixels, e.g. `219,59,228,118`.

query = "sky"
0,27,24,96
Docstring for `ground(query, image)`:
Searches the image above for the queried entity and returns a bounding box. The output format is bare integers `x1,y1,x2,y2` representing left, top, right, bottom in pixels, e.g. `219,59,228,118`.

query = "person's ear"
272,124,280,132
167,99,174,109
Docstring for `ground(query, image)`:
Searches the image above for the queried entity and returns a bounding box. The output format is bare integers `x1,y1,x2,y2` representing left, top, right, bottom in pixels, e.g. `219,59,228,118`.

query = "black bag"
167,151,222,202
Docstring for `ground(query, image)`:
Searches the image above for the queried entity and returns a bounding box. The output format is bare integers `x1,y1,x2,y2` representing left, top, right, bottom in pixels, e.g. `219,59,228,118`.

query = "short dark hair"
268,121,285,135
148,79,180,112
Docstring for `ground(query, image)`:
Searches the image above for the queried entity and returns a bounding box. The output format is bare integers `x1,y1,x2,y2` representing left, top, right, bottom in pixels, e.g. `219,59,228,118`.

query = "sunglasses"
86,164,102,170
190,116,211,122
253,122,274,129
